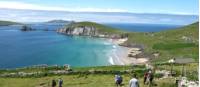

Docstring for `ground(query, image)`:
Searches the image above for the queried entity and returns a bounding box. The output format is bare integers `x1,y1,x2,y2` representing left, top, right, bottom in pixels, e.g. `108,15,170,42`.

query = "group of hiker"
52,78,63,87
51,70,154,87
115,69,154,87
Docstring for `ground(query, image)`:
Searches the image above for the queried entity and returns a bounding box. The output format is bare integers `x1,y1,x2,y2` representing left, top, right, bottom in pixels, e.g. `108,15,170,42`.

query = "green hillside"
125,22,199,62
68,21,126,34
0,20,21,26
0,63,198,87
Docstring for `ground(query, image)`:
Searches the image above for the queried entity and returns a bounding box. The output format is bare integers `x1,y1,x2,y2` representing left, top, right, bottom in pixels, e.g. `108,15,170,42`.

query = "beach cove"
107,38,149,65
0,21,184,69
0,28,145,68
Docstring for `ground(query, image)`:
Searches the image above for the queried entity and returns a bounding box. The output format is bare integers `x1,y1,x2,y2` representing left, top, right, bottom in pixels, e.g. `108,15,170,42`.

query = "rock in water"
21,25,34,31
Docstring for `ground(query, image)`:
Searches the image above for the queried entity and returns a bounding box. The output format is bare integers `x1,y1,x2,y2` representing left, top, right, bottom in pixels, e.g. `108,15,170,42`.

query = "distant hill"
0,20,21,26
157,22,199,41
46,20,71,23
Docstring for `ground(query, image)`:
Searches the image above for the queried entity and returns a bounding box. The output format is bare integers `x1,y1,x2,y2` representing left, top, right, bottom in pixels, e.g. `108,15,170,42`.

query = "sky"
0,0,198,24
0,0,198,14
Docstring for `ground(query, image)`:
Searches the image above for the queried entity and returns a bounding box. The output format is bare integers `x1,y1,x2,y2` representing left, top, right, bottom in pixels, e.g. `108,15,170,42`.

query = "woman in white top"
129,74,139,87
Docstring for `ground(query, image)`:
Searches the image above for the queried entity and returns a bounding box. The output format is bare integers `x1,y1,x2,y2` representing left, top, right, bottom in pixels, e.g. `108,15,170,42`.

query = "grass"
73,65,145,71
0,74,176,87
155,63,198,80
152,43,198,50
0,64,197,87
0,65,139,73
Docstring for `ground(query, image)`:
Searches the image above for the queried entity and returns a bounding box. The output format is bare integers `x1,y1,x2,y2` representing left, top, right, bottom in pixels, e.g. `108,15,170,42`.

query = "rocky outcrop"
57,25,99,36
57,22,129,40
21,25,35,31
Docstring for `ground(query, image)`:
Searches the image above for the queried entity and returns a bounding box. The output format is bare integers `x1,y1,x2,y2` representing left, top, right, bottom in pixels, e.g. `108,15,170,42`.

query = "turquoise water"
0,23,183,68
0,29,114,68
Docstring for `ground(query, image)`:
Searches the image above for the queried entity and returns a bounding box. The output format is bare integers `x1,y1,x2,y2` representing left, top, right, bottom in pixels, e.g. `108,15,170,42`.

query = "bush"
154,73,164,78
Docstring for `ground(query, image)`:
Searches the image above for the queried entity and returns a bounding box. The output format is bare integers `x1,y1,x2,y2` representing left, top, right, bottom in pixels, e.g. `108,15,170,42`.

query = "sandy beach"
108,38,149,65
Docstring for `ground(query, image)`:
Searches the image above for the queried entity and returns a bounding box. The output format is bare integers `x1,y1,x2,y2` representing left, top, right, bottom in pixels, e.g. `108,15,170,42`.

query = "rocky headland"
57,22,128,38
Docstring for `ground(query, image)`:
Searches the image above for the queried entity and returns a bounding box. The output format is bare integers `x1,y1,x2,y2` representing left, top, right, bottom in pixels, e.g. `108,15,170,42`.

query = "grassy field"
155,63,198,80
0,64,198,87
0,74,176,87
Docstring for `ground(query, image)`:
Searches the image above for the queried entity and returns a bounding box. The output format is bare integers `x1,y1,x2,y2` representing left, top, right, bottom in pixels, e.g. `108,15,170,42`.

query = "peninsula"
57,21,199,64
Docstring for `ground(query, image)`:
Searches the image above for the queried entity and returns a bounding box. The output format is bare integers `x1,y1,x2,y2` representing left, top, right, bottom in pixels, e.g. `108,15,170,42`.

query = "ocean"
0,23,182,68
104,23,182,32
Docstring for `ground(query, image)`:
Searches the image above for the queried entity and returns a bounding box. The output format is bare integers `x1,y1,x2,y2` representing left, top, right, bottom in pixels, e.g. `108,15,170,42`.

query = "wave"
107,44,128,65
109,56,114,65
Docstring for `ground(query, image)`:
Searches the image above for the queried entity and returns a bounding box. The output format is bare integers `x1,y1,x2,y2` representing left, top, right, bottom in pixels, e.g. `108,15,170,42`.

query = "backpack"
117,76,122,82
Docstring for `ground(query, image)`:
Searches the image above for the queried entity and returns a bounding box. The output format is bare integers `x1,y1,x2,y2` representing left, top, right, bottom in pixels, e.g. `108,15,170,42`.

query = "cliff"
57,22,128,38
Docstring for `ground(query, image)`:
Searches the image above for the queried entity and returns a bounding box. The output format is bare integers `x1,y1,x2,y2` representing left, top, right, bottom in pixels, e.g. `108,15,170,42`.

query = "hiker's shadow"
116,84,125,87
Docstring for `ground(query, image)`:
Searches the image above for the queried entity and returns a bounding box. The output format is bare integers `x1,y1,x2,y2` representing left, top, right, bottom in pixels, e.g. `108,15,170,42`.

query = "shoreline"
107,38,149,65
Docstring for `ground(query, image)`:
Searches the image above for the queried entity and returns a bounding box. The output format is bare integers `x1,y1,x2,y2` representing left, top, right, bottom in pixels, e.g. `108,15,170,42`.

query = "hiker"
143,71,148,84
115,74,123,87
58,78,63,87
52,79,57,87
148,70,154,86
129,74,139,87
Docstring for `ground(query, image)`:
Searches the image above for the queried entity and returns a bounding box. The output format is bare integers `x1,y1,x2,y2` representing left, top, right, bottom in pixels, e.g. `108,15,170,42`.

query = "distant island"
0,20,21,26
46,19,72,23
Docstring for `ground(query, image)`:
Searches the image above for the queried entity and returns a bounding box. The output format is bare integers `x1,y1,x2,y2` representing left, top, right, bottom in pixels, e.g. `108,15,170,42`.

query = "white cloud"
0,1,127,12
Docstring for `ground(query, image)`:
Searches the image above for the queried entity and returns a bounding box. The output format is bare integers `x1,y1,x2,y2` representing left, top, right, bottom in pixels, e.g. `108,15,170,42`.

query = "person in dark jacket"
143,71,148,84
115,74,123,87
52,79,57,87
58,78,63,87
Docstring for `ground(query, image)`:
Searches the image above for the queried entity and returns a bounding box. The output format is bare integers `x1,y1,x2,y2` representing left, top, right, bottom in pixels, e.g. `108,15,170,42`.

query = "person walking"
149,71,154,86
58,78,63,87
129,74,139,87
147,70,154,87
52,79,57,87
143,71,148,85
115,74,123,87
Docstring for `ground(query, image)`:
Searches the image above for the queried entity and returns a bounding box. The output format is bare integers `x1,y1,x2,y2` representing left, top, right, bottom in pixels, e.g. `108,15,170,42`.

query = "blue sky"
0,0,198,14
0,0,198,24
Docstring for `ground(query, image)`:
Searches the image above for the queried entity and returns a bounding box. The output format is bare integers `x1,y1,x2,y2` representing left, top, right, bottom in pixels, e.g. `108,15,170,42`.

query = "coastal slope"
124,22,199,62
